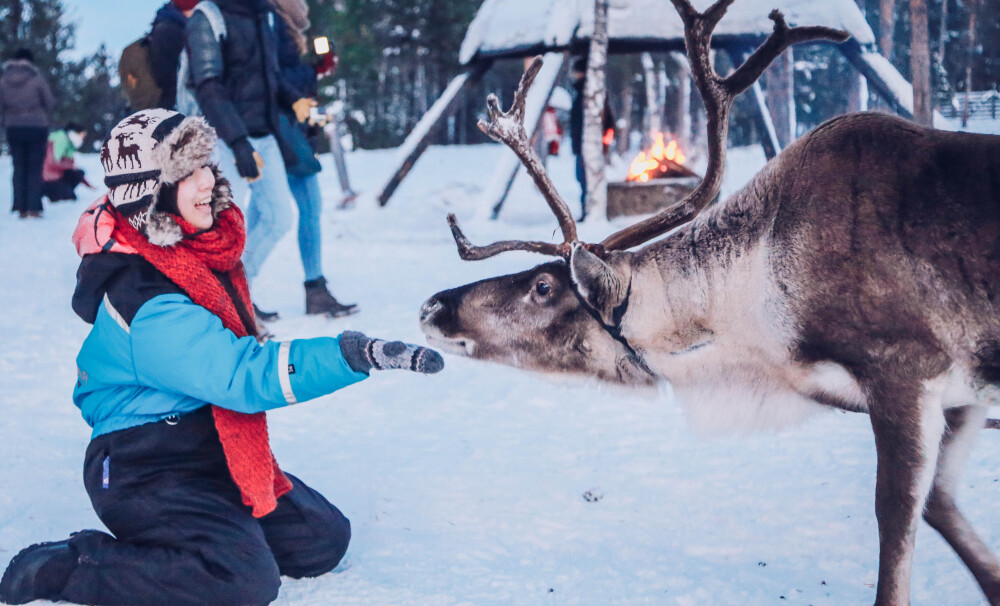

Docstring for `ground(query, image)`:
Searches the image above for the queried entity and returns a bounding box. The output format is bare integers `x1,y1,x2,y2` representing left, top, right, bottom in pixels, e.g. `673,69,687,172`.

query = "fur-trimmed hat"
102,109,220,246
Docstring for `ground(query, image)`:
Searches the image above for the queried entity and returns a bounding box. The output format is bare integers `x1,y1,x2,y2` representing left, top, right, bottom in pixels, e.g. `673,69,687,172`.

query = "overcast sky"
62,0,164,59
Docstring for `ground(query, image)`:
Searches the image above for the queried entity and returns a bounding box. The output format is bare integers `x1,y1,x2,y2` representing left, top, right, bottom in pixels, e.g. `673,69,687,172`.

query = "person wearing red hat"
145,0,200,110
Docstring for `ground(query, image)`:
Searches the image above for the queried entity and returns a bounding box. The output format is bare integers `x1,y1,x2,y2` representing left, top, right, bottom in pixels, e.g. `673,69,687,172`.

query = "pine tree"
306,0,480,148
1,0,128,150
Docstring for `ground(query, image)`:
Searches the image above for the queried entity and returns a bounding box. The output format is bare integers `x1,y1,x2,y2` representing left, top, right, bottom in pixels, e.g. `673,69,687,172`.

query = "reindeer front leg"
868,378,946,606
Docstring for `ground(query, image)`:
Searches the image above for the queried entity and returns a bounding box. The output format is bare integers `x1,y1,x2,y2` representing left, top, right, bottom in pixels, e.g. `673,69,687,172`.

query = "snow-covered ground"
1,141,998,606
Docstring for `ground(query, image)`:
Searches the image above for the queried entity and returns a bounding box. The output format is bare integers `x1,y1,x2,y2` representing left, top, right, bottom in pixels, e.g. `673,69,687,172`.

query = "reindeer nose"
419,297,444,324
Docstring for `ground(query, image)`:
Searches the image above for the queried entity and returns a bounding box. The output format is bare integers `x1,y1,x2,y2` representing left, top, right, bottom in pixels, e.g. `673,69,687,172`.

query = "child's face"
176,166,217,231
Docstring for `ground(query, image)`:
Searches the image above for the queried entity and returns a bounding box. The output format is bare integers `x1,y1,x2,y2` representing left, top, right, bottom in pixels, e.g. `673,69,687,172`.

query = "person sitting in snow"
42,122,93,203
0,108,444,606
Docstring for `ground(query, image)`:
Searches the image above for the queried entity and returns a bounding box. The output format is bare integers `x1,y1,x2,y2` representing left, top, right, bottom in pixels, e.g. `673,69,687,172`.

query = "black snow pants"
5,126,47,214
58,407,351,606
42,168,85,202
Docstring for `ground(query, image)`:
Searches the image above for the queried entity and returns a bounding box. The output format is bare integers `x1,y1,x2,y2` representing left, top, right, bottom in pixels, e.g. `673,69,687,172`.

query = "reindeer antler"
449,1,849,262
447,56,579,260
600,3,848,252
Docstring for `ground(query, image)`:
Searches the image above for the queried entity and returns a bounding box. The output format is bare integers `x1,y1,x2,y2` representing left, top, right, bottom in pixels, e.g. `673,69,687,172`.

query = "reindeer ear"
570,242,629,326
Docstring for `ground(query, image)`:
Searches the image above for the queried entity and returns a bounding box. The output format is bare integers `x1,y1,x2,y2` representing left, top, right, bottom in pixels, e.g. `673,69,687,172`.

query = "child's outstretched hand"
340,331,444,375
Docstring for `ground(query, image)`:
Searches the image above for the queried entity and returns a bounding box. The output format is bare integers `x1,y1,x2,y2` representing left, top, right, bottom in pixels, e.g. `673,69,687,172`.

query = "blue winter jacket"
72,253,367,438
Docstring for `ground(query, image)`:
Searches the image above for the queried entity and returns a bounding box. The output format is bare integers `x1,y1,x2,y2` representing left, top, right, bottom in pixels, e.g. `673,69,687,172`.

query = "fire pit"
607,134,700,219
607,176,700,219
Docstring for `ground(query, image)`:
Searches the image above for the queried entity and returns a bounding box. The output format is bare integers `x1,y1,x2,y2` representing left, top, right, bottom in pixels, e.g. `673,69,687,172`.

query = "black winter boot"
305,277,358,318
253,303,280,323
0,538,78,604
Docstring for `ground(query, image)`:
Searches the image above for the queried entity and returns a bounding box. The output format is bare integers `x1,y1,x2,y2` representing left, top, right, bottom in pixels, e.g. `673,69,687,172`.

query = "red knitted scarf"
113,206,292,517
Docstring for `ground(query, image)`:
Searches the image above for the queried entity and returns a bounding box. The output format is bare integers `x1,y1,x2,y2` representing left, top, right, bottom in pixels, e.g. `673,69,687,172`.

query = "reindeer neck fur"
613,157,845,434
608,113,1000,433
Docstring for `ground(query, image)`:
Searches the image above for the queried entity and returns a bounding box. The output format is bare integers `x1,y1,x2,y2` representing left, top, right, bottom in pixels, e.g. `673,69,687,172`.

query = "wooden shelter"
375,0,936,213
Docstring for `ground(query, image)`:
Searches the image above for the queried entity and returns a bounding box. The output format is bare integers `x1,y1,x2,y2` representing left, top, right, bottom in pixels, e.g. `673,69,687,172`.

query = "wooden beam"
726,47,781,160
841,40,950,127
840,39,914,118
376,64,487,206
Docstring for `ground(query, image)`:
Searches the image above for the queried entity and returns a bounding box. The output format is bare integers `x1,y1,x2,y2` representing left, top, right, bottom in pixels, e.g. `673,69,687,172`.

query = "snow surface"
2,143,999,605
460,0,875,65
957,117,1000,136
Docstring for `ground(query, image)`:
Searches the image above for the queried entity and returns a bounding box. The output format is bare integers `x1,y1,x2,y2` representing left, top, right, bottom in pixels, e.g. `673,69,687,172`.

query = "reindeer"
122,113,155,129
115,133,142,170
419,1,1000,604
100,144,113,172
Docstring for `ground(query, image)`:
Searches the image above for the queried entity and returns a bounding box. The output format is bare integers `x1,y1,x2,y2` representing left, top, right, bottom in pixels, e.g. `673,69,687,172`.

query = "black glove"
230,137,260,180
339,331,444,375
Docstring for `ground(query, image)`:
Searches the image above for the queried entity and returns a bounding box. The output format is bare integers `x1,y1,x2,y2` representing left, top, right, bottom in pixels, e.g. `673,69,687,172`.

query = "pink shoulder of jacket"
72,196,138,257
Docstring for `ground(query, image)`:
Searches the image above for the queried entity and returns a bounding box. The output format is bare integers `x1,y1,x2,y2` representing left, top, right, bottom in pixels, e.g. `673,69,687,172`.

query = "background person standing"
272,0,358,318
147,0,199,110
185,0,315,324
1,48,54,219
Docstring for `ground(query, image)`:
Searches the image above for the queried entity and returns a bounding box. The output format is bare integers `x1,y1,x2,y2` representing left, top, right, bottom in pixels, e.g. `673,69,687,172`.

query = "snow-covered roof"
460,0,876,65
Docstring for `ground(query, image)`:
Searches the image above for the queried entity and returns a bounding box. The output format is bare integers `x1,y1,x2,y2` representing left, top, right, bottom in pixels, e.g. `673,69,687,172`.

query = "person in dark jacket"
0,48,54,218
271,1,358,317
147,0,198,110
185,0,315,323
0,109,443,606
568,55,614,222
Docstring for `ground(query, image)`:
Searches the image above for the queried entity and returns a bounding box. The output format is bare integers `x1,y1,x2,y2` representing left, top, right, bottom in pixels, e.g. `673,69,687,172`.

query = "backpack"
175,1,227,117
118,37,162,111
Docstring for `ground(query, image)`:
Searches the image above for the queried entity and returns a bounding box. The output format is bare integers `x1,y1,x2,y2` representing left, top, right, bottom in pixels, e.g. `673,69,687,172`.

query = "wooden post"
670,52,692,149
911,0,933,125
376,64,487,206
879,0,896,61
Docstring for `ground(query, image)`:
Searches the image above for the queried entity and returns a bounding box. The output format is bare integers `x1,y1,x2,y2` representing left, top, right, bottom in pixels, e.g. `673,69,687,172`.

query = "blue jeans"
287,173,323,282
214,136,294,283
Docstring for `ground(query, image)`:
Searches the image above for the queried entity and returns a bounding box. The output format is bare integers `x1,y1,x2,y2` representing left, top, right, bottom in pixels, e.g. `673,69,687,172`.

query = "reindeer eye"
535,281,551,296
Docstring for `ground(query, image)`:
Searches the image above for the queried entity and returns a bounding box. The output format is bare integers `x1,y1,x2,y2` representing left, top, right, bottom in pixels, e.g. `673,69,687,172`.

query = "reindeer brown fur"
419,1,1000,604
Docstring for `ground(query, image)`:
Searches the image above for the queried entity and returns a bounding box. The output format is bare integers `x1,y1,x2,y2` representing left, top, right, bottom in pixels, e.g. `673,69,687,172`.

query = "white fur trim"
155,116,218,185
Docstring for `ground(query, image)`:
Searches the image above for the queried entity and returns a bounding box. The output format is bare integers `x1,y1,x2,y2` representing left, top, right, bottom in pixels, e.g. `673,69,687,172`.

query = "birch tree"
962,0,979,126
670,52,692,148
642,53,662,140
583,0,610,221
879,0,896,61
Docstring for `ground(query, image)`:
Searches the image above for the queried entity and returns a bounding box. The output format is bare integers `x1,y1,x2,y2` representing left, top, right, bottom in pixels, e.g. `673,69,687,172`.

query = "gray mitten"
339,331,444,374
